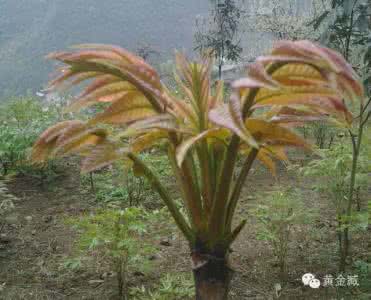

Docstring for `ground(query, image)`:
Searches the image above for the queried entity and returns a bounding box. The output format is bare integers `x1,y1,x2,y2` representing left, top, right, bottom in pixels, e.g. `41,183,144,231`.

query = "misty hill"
0,0,210,98
0,0,310,99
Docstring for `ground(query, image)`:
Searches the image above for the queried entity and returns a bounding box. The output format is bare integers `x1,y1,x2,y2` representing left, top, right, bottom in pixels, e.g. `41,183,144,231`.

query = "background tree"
244,0,326,41
310,0,371,272
32,41,363,299
194,0,244,79
135,42,160,62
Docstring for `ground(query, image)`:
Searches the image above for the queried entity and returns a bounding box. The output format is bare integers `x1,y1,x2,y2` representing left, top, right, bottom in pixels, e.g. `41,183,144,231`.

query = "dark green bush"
0,96,60,176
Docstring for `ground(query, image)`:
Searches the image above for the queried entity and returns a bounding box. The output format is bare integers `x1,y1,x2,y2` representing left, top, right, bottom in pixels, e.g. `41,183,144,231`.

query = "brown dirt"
0,161,369,300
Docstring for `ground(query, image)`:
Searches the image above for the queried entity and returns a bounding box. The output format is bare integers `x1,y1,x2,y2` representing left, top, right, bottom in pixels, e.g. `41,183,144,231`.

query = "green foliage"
301,138,370,271
83,153,171,207
0,124,33,174
354,259,371,297
141,152,172,179
310,121,337,149
69,207,153,267
362,125,371,167
61,258,83,271
68,207,157,298
32,39,364,297
130,273,194,300
310,1,370,272
86,170,150,206
301,142,370,216
252,188,317,279
0,97,60,176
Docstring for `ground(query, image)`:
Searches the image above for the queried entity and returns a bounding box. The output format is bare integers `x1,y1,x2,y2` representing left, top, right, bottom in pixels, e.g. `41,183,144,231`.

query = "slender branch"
361,110,371,126
362,97,371,113
348,129,357,151
344,0,358,60
343,100,365,263
336,35,347,55
127,153,194,242
354,97,371,122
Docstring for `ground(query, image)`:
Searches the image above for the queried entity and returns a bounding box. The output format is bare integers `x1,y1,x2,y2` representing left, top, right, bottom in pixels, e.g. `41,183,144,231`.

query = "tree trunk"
192,246,233,300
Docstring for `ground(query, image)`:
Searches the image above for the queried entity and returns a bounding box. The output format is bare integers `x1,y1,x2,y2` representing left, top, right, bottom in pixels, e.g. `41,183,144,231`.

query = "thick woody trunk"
191,244,233,300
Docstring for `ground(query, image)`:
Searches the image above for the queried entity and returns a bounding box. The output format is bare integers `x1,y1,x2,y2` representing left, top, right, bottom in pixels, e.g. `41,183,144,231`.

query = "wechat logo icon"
302,273,321,289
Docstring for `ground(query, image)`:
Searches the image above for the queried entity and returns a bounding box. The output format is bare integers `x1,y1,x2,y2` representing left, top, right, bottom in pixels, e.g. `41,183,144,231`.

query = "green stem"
342,101,365,264
208,135,240,239
178,153,205,230
208,63,286,241
225,148,259,231
127,153,194,242
225,219,247,247
169,133,204,232
197,144,213,214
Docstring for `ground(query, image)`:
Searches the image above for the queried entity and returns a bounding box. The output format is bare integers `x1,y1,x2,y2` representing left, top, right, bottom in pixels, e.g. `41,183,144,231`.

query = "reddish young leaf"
32,120,84,163
88,92,155,125
245,118,311,149
81,142,127,174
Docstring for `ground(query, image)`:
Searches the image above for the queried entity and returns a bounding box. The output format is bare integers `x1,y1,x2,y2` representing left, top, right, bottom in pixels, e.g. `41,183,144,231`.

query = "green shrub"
301,142,369,228
310,121,337,149
0,123,34,174
301,138,370,271
82,168,151,207
0,96,60,176
83,152,172,207
252,188,317,280
130,273,194,300
140,152,172,180
354,259,371,298
67,207,158,299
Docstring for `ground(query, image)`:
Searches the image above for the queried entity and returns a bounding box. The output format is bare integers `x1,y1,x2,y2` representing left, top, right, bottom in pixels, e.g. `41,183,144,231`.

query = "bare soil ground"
0,161,369,300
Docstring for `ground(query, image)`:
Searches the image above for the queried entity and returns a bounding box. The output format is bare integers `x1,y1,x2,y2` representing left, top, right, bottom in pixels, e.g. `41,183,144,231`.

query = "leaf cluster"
130,273,194,300
68,207,156,273
301,139,370,232
31,40,364,253
354,259,371,296
302,141,369,201
252,188,317,265
0,97,59,175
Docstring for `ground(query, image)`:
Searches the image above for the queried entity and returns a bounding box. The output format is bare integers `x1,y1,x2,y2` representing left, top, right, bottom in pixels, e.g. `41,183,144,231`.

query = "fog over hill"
0,0,211,98
0,0,308,98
